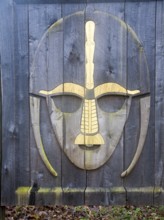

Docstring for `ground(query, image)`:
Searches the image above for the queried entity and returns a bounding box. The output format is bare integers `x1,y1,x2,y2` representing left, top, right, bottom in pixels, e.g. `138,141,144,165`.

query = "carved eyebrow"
94,83,140,98
39,82,140,98
39,83,85,98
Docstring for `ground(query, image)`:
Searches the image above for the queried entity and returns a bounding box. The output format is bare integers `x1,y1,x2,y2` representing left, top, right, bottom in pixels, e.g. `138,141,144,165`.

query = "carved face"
30,11,150,173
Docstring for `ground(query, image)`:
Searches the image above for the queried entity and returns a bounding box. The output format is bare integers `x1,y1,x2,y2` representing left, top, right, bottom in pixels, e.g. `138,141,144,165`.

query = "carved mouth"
79,145,101,151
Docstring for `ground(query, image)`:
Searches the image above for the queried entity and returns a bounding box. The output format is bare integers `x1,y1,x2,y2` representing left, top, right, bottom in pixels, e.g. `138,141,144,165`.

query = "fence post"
0,207,5,220
0,59,3,218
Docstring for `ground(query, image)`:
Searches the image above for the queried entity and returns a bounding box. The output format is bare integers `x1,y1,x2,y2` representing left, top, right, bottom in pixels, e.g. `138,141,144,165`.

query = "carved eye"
52,95,82,113
97,95,128,113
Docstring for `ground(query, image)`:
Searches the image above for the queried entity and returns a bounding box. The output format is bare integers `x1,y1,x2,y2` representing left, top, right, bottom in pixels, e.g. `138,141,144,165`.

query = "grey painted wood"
84,2,125,18
84,2,126,205
154,0,164,205
29,4,63,205
124,1,155,205
29,4,62,76
0,58,1,206
14,5,30,203
1,0,163,206
0,0,16,205
62,4,87,205
15,0,87,3
30,97,63,205
0,207,5,220
14,0,155,4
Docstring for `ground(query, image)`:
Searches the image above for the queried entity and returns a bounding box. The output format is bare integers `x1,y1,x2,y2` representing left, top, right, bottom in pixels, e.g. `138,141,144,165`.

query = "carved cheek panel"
97,98,131,151
84,99,132,170
45,95,131,170
47,97,64,148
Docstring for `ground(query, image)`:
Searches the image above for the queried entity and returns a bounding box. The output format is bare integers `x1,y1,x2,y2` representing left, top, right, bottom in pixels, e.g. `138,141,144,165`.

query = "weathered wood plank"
15,0,87,3
124,1,155,205
14,4,30,205
84,2,126,205
0,0,161,206
0,207,5,220
0,0,16,205
154,0,164,205
29,4,63,205
14,0,154,4
84,1,125,18
29,4,62,68
0,57,2,206
62,4,87,205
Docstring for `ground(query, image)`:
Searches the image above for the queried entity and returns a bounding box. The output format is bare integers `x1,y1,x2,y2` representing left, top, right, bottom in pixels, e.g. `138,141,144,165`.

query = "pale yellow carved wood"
30,96,58,176
85,21,95,89
40,83,84,98
121,96,150,177
95,83,140,98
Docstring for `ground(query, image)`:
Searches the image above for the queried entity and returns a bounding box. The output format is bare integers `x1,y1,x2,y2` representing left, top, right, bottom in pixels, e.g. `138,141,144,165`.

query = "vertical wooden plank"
29,4,63,205
154,0,164,205
0,207,5,220
0,0,16,205
124,1,156,205
86,1,125,18
14,4,30,205
62,3,87,205
84,2,126,205
0,57,2,206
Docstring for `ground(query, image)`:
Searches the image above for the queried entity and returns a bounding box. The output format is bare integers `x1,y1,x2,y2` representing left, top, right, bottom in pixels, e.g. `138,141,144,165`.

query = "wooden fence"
0,0,164,206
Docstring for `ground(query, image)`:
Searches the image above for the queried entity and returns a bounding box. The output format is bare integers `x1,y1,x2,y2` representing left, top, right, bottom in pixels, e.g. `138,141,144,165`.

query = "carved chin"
63,133,122,170
63,144,115,170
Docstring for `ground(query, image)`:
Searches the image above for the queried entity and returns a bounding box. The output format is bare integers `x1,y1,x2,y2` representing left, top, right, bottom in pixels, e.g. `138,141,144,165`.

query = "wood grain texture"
62,4,86,205
124,1,155,205
0,207,5,220
0,0,16,205
1,0,162,206
154,0,164,205
0,56,2,206
29,4,63,205
14,0,154,4
15,0,87,3
14,5,30,202
85,3,126,205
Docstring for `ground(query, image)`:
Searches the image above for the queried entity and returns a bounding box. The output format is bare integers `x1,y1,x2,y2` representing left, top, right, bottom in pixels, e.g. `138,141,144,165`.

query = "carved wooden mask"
30,11,150,177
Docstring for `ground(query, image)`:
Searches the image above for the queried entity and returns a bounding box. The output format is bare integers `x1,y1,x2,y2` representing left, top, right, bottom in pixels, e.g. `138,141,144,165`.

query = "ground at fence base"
4,205,164,220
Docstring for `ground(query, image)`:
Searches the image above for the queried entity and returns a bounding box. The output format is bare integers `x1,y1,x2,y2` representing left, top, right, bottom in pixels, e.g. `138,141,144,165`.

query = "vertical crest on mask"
85,21,95,90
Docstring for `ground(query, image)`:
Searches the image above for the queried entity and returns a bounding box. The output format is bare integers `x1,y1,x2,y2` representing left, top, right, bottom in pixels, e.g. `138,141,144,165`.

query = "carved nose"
75,99,104,146
81,99,98,134
74,21,104,147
